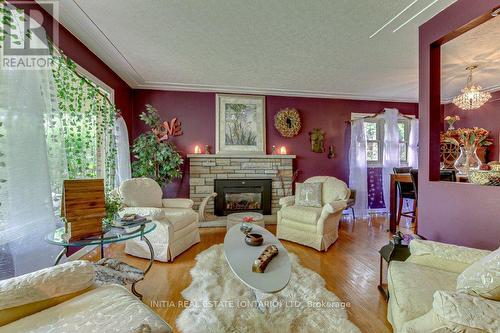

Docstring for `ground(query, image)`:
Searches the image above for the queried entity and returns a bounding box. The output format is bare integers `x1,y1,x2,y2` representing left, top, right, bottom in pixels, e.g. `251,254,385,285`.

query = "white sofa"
119,178,200,262
0,261,172,333
276,176,349,251
388,239,499,333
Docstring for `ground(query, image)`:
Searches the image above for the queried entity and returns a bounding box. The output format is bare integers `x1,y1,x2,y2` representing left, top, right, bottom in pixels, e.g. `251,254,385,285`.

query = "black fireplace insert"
214,179,272,216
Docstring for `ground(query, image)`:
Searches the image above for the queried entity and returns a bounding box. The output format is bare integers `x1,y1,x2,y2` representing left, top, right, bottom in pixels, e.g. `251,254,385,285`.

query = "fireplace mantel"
187,154,296,159
188,154,295,217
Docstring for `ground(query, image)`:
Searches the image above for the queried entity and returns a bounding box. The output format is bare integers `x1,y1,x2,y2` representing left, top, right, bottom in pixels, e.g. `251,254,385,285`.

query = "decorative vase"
454,145,482,175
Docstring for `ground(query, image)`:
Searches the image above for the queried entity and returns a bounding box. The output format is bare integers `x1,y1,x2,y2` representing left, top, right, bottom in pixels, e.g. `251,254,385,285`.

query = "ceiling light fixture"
452,66,492,110
369,0,419,39
393,0,439,33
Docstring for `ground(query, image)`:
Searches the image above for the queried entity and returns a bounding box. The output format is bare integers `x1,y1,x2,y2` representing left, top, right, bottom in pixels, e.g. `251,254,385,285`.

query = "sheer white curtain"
0,20,61,276
114,116,131,187
348,118,368,217
381,108,401,211
408,118,419,168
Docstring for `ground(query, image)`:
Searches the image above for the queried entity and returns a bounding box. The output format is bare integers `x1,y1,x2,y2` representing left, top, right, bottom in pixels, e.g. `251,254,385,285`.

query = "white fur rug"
176,244,361,333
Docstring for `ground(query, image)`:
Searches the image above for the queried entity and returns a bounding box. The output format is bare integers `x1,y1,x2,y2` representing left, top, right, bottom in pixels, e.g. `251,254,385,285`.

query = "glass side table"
46,222,156,298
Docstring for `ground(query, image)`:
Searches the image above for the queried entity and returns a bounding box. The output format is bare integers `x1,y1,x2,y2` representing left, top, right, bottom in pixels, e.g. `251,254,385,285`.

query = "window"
357,115,411,165
398,121,410,163
364,120,381,163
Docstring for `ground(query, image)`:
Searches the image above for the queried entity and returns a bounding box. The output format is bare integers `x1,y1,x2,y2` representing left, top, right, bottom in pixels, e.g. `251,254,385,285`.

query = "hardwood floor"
85,215,402,333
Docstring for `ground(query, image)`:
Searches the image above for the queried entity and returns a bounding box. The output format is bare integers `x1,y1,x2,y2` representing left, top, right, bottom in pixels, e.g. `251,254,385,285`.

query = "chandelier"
452,66,491,110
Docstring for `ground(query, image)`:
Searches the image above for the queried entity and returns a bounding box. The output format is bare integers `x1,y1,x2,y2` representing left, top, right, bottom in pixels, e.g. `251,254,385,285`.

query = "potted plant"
131,105,183,188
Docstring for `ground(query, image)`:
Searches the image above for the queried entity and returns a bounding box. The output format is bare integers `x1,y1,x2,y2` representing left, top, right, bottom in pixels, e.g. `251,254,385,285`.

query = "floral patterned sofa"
387,239,499,333
0,261,172,333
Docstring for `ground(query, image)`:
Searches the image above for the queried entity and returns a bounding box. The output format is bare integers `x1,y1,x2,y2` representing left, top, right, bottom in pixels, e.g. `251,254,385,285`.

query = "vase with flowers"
240,216,255,234
453,127,492,175
444,115,460,130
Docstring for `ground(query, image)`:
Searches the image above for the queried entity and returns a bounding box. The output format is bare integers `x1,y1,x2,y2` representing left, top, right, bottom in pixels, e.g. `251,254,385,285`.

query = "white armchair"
119,178,200,262
276,176,350,251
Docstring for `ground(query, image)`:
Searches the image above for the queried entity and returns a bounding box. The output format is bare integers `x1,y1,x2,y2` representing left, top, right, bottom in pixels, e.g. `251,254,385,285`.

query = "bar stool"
410,169,419,233
393,167,416,226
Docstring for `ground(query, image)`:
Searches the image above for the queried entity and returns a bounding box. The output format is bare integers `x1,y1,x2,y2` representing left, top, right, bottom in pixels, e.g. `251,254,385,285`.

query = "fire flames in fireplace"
225,193,262,211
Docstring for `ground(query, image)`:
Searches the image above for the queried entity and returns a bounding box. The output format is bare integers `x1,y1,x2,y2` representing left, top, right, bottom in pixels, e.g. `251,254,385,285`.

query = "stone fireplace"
187,154,296,217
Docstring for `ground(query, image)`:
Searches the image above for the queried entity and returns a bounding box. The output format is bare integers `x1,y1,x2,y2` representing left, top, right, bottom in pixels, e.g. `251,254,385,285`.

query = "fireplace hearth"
214,179,272,216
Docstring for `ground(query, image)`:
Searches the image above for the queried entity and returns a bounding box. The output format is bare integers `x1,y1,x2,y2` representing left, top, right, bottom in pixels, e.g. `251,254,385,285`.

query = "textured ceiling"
39,0,466,102
442,15,500,101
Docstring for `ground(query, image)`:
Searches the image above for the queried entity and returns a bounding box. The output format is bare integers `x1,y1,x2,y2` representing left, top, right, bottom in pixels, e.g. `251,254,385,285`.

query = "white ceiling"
39,0,467,102
441,15,500,101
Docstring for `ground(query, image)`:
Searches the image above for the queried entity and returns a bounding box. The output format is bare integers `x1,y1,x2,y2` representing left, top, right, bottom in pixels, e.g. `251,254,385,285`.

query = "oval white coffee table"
224,224,291,311
226,212,265,230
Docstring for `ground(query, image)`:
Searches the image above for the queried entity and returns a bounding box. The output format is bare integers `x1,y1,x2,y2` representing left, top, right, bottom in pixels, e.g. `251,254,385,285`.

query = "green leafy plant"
132,105,183,187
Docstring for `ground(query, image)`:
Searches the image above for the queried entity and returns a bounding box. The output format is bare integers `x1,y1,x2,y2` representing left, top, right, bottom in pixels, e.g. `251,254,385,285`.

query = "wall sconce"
194,145,202,154
280,146,287,155
328,145,335,159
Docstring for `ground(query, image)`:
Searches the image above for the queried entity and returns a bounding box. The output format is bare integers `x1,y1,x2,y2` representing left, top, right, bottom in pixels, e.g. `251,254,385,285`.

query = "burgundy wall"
14,0,133,129
132,90,418,198
419,0,500,250
443,90,500,161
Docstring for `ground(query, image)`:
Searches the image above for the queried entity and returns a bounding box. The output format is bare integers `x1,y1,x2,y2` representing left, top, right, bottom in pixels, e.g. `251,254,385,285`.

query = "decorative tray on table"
469,169,500,186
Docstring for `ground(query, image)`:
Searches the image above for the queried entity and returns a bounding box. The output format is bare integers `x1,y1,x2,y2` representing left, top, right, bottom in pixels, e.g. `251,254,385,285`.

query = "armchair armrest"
407,240,491,273
316,200,348,234
325,200,348,213
120,207,165,219
162,198,194,209
279,196,295,208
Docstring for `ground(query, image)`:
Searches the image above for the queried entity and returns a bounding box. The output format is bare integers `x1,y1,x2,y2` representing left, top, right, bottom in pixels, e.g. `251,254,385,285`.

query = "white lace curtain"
408,118,419,168
348,118,368,217
115,116,131,187
381,108,401,211
0,7,128,277
0,24,61,275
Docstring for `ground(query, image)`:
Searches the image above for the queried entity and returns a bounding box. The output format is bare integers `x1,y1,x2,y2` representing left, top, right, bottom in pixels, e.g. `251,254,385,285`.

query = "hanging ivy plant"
0,1,30,48
50,47,117,192
132,105,183,188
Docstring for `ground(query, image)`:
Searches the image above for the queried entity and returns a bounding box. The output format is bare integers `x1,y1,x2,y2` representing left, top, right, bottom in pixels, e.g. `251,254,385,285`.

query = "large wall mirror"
437,9,500,186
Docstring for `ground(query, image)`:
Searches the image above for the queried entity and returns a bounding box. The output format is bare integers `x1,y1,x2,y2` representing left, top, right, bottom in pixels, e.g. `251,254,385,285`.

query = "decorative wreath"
274,108,301,138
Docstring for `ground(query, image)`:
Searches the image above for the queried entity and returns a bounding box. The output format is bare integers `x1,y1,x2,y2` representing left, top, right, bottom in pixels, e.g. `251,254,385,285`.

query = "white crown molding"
42,0,143,87
42,1,427,103
133,81,418,103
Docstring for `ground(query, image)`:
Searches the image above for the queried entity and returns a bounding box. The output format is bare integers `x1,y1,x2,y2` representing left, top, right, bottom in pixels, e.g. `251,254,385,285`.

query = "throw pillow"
456,246,500,301
295,182,322,208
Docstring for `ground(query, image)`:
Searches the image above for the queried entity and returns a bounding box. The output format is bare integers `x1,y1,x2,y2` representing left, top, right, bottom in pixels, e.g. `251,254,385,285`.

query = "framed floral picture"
216,94,266,154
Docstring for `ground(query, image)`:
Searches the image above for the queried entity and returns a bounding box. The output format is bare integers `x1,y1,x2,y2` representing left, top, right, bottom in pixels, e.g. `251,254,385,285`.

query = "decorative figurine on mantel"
204,145,212,154
309,128,325,153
